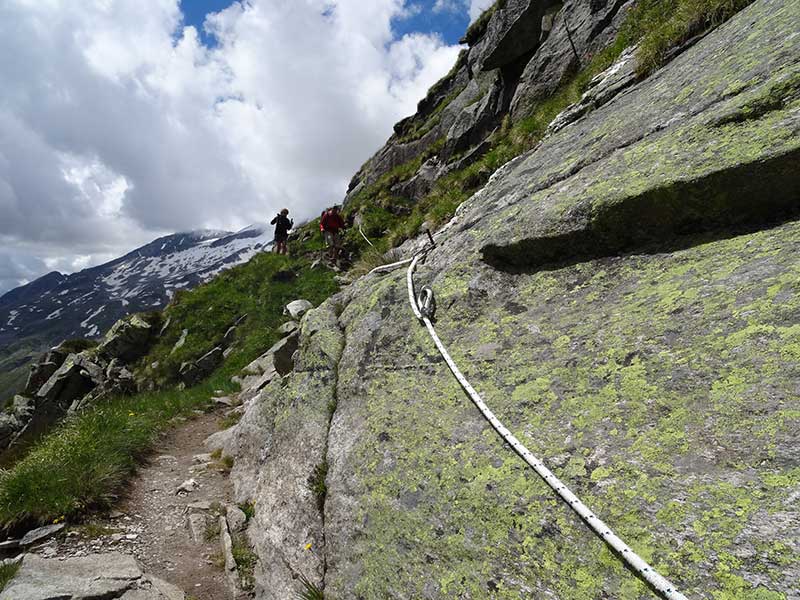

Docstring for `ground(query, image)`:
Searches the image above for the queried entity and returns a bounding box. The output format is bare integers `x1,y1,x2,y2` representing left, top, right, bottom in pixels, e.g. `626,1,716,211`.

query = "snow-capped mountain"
0,225,272,400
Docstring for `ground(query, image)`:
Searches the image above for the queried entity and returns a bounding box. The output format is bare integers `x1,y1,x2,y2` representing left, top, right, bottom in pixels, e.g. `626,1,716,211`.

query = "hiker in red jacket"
321,206,345,261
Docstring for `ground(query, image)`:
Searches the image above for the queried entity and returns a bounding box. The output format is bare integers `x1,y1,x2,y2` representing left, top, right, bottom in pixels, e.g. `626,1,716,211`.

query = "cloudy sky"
0,0,493,295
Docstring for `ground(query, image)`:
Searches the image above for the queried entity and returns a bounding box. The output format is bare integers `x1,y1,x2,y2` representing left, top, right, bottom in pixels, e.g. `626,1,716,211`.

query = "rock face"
221,1,800,598
345,0,635,207
0,552,185,600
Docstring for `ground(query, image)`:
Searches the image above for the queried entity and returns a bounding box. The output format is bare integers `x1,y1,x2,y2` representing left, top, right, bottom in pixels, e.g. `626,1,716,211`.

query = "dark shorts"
275,233,288,243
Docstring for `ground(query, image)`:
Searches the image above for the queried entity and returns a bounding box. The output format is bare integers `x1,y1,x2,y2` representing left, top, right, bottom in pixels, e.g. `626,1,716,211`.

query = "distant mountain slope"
0,225,273,403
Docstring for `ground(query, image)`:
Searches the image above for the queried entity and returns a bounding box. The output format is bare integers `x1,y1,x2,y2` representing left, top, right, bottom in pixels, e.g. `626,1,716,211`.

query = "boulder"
225,504,247,533
241,333,298,382
36,354,95,408
284,299,313,320
443,83,502,157
97,314,155,363
180,346,224,386
19,524,65,548
0,552,185,600
225,2,800,597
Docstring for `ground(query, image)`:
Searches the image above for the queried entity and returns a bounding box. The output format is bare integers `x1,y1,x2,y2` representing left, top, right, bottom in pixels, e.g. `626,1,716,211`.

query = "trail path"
26,405,239,600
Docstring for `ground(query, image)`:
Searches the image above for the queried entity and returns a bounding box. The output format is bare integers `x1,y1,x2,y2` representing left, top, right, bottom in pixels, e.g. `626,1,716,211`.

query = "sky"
0,0,494,296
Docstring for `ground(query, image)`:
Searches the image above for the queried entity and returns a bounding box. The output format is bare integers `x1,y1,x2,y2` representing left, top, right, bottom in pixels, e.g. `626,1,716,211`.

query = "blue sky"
181,0,471,47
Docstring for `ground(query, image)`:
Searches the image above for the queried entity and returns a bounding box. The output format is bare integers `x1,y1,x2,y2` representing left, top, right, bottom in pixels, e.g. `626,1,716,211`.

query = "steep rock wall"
221,0,799,597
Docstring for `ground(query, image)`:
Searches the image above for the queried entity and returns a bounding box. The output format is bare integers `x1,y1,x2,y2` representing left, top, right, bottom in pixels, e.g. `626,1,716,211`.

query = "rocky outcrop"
207,302,344,598
0,552,185,600
0,314,163,456
510,0,635,117
221,1,800,597
345,0,635,211
177,314,248,386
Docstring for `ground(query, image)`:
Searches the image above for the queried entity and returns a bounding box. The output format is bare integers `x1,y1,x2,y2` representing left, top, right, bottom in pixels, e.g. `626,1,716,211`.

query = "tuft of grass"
238,501,255,522
462,0,507,45
210,550,226,569
0,562,19,592
308,461,328,513
0,375,227,529
620,0,755,74
204,517,219,542
219,411,242,430
296,573,325,600
217,455,235,473
210,448,223,461
232,533,257,590
72,523,118,539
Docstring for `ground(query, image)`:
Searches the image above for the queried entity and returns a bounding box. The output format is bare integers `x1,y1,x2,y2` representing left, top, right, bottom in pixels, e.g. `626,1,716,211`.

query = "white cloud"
469,0,495,22
433,0,466,15
0,0,462,294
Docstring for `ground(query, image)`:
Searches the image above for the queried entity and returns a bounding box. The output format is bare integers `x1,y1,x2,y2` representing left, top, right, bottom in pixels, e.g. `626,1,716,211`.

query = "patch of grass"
232,533,257,590
296,573,325,600
137,251,338,388
217,455,235,473
219,411,242,430
238,501,255,522
308,461,328,512
0,562,19,592
620,0,755,74
210,448,222,461
210,550,226,570
0,375,227,529
204,517,219,542
72,523,118,539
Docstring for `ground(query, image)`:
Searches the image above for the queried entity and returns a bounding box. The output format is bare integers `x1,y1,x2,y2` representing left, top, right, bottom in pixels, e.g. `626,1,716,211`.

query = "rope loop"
417,286,436,320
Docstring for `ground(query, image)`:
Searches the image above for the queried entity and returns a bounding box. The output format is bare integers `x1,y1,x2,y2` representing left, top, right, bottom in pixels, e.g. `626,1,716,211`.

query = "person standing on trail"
271,208,293,255
321,205,345,261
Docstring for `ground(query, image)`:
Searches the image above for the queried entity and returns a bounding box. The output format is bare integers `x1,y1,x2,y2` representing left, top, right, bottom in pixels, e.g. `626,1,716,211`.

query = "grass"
462,0,507,45
296,573,325,600
0,372,234,529
232,533,258,590
136,251,338,388
624,0,755,74
308,461,328,513
238,501,255,522
219,411,242,430
0,562,19,592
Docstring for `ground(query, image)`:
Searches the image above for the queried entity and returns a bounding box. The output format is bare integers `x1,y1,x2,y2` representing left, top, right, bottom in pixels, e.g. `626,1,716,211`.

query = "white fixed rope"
402,247,688,600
